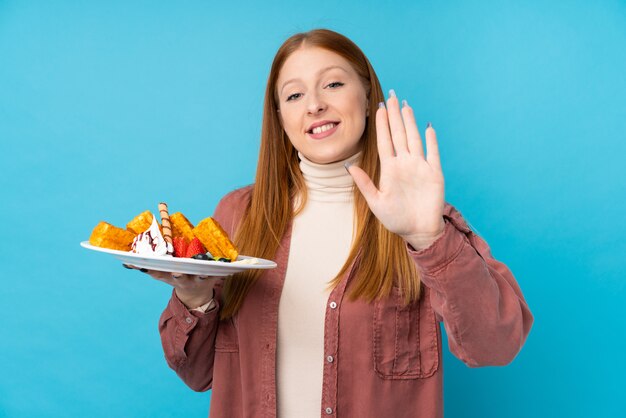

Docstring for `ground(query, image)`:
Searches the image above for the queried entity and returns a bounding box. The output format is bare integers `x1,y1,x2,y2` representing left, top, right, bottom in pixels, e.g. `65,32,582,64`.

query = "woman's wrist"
175,287,215,310
403,219,447,251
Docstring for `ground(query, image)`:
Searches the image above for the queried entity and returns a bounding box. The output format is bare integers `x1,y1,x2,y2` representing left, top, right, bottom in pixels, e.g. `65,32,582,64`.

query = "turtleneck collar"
297,150,362,202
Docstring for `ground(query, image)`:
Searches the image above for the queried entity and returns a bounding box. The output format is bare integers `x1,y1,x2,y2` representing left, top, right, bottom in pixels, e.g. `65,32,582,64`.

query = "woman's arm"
345,91,532,366
408,204,534,367
158,186,252,390
159,287,221,391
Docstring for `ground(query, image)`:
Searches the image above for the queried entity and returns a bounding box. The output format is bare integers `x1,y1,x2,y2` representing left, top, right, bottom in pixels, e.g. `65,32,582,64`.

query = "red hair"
221,29,421,319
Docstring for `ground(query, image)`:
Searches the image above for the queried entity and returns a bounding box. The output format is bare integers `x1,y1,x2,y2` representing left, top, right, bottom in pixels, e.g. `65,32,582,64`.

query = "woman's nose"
306,93,327,115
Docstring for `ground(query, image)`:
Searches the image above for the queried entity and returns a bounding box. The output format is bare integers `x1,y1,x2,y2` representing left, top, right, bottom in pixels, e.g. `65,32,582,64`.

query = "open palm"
347,91,446,248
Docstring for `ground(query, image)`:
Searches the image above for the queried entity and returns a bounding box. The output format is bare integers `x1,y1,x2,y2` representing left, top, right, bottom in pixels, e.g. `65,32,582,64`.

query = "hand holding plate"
124,264,219,309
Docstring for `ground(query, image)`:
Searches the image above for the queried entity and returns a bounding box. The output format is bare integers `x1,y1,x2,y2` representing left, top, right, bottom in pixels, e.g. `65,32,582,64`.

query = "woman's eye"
285,82,344,102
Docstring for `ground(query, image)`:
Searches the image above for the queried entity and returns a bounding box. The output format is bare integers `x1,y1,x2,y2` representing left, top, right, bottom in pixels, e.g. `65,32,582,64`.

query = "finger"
425,123,442,171
145,269,170,279
386,90,409,155
401,100,424,158
123,264,141,270
123,264,149,273
346,163,379,205
138,269,176,284
152,275,177,286
375,103,394,160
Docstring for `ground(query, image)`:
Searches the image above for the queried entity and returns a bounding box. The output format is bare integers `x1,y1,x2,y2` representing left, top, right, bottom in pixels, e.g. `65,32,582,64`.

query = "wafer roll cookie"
158,202,174,255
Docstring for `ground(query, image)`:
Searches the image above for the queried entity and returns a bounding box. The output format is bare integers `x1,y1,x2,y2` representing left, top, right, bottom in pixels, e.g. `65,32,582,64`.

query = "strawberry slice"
173,237,189,258
185,237,207,258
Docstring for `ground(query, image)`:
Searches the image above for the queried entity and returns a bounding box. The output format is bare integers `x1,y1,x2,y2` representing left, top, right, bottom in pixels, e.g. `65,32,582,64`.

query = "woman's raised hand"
123,264,220,309
346,90,446,250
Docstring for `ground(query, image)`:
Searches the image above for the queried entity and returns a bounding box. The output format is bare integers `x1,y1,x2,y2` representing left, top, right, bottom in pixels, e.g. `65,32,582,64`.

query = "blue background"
1,0,625,417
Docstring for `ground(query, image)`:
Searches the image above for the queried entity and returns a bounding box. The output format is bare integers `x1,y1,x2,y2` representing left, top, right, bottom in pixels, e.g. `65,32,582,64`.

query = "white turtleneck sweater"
276,151,361,418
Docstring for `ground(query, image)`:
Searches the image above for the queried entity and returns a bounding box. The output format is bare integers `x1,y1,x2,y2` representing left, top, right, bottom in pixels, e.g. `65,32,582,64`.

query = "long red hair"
221,28,421,319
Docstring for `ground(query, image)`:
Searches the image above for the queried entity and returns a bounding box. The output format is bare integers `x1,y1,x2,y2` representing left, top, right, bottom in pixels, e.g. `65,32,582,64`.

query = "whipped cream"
131,216,173,256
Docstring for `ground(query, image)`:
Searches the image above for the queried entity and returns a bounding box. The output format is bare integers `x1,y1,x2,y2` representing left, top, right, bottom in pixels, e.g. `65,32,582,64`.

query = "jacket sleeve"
158,288,221,391
406,203,534,367
158,185,252,391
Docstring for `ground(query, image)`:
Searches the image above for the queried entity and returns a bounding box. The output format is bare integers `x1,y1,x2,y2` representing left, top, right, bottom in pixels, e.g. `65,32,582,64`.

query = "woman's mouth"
307,122,340,140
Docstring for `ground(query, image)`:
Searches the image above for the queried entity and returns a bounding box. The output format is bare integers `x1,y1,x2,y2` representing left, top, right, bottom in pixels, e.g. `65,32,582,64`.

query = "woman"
141,28,533,418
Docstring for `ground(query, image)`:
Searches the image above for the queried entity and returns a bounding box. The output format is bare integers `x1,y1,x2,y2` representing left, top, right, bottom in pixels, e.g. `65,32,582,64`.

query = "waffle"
126,210,157,235
170,212,196,241
192,217,239,260
89,221,136,251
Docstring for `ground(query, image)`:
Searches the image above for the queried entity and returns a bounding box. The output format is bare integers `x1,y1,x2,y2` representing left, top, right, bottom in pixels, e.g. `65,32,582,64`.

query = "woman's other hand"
122,264,220,309
346,89,446,250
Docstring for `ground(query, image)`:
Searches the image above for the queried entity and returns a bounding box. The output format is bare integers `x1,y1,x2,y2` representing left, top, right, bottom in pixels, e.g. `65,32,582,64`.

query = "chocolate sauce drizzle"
131,230,161,252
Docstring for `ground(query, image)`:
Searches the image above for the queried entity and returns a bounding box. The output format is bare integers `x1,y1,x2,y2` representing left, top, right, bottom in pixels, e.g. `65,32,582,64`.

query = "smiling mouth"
307,122,340,134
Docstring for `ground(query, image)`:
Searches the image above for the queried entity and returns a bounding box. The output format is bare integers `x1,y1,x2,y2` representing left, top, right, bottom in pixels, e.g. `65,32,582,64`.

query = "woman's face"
276,46,369,164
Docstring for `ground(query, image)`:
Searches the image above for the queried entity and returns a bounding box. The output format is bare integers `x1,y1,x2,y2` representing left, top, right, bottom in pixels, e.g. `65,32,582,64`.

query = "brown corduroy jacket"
159,185,534,418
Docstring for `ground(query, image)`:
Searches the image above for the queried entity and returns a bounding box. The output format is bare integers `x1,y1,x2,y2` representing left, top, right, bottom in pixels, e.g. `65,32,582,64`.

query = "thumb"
346,163,379,204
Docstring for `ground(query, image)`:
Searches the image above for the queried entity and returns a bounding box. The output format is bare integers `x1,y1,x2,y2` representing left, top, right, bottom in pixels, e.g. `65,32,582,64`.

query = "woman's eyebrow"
280,65,348,95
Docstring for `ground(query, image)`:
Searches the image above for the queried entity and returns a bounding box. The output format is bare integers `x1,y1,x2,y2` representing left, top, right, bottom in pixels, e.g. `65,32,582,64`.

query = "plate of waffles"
80,241,276,276
83,202,277,276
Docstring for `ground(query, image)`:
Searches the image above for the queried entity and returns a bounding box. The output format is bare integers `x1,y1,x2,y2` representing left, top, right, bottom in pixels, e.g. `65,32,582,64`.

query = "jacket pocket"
373,285,439,379
215,317,239,353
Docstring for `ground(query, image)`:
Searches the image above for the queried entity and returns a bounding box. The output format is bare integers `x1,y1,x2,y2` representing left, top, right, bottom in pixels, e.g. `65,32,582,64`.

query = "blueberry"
192,253,210,261
217,257,231,263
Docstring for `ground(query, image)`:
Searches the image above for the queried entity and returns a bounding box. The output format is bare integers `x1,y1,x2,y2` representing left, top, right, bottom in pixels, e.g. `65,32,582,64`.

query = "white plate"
80,241,277,276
